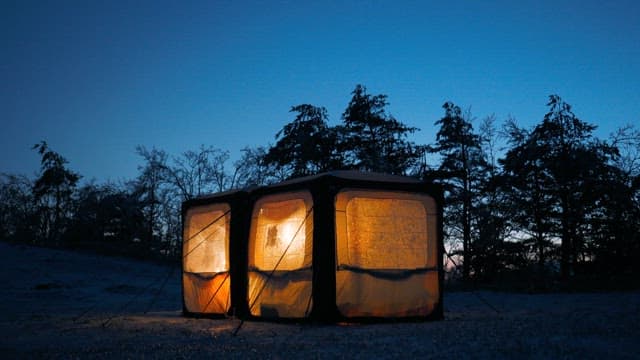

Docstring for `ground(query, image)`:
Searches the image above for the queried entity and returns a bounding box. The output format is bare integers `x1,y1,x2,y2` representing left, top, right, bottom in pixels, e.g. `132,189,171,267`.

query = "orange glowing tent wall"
182,171,443,321
181,190,249,318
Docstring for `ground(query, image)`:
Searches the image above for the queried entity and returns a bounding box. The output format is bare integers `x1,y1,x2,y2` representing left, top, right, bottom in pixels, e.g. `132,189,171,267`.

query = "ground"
0,241,638,359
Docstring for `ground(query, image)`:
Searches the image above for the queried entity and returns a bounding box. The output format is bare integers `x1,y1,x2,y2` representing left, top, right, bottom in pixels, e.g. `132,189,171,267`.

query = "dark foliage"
32,141,81,246
264,85,423,178
427,102,487,280
264,104,345,178
341,85,422,174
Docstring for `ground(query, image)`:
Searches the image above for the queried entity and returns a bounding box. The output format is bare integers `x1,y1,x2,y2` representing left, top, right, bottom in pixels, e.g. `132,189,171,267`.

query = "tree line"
1,85,639,288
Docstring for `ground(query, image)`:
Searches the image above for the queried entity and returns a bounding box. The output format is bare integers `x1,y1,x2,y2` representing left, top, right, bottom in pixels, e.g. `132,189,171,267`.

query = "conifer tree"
428,103,485,280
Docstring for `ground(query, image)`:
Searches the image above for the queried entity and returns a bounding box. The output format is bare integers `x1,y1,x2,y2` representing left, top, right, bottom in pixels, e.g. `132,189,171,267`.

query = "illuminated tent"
182,190,249,317
182,171,443,321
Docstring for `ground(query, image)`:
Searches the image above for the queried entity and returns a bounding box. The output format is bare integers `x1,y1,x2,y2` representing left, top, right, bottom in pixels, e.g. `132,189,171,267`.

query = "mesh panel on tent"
248,191,313,318
344,196,428,269
182,203,231,314
335,190,439,317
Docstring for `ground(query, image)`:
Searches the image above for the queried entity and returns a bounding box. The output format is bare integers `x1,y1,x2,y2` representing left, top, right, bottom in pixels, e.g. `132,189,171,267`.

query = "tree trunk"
462,201,471,281
534,204,545,274
462,168,472,281
560,198,572,280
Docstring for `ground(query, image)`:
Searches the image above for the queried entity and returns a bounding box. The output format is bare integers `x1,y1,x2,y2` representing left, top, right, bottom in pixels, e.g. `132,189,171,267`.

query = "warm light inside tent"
182,203,231,314
183,203,230,273
248,191,313,317
250,193,312,271
335,190,439,317
181,172,443,321
344,195,429,269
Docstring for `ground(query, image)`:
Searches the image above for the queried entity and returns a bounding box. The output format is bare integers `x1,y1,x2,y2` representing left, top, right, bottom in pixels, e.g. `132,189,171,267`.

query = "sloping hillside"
0,242,638,358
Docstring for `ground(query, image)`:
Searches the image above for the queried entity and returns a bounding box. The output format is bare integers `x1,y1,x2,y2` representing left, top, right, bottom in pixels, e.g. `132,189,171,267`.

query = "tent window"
249,192,313,271
248,191,313,318
337,191,429,270
183,203,230,274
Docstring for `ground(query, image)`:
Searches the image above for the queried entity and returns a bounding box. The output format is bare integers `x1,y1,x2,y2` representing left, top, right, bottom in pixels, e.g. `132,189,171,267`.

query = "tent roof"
274,170,422,187
183,171,433,210
182,187,251,211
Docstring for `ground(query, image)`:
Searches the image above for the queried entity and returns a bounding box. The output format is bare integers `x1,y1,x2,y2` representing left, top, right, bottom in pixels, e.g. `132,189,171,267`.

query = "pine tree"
264,104,344,178
502,95,620,280
341,85,420,175
32,141,80,245
428,102,486,280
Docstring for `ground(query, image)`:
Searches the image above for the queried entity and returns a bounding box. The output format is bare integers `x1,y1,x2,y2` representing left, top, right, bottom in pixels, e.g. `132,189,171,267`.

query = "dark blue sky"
2,0,639,182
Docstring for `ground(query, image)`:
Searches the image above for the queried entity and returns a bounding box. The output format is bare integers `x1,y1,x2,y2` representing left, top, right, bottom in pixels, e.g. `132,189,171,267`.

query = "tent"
182,171,443,321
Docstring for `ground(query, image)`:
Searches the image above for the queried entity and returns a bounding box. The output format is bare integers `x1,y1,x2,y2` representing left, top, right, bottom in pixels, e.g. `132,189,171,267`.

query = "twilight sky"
2,0,639,182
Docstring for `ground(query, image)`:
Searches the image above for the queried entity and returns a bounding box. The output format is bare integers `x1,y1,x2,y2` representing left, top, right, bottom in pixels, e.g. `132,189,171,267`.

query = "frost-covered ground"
0,241,638,359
